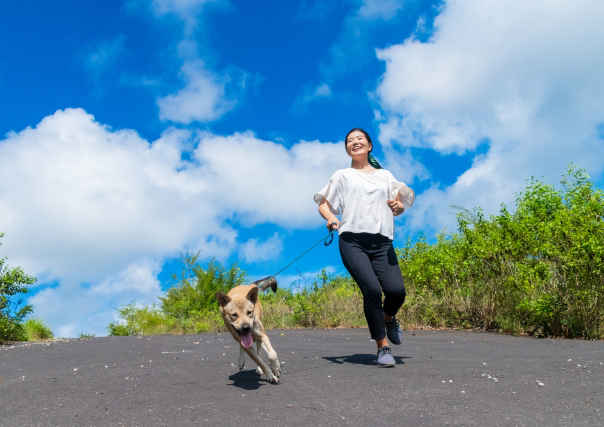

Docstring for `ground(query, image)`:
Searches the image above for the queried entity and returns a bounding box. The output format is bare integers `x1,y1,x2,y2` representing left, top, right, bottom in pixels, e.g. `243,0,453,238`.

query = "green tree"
1,233,37,342
108,256,247,335
160,255,246,320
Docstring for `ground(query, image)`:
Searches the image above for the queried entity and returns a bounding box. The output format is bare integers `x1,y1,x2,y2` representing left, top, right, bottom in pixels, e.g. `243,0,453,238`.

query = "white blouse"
313,168,414,240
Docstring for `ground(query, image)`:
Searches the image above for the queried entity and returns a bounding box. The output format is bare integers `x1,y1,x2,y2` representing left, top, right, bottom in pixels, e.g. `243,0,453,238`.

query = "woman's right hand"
327,217,340,231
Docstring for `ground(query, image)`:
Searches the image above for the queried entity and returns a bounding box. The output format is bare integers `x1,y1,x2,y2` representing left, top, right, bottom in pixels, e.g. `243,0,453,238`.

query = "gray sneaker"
376,346,395,367
385,318,402,345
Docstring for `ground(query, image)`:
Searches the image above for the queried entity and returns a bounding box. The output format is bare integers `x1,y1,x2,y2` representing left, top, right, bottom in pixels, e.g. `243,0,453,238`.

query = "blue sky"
1,0,603,337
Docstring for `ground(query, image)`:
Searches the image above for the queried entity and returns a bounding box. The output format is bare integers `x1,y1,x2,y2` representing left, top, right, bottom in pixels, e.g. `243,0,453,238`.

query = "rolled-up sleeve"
388,174,415,208
313,173,342,215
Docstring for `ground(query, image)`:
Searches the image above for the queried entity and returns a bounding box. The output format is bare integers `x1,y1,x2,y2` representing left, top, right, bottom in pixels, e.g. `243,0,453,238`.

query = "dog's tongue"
240,332,253,349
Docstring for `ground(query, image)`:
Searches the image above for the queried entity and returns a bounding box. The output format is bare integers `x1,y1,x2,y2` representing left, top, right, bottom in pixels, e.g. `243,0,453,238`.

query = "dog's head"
216,286,258,348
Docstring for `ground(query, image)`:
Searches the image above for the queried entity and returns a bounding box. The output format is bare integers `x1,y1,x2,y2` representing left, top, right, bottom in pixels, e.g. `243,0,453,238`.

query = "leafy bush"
107,167,603,339
1,233,37,342
261,270,364,329
24,319,54,341
107,322,130,336
0,316,27,342
108,304,172,336
108,257,244,336
160,256,246,321
399,166,604,338
79,333,96,339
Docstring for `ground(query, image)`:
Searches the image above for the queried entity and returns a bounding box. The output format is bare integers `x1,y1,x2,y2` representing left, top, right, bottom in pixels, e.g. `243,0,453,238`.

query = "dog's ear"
216,292,230,307
246,286,259,304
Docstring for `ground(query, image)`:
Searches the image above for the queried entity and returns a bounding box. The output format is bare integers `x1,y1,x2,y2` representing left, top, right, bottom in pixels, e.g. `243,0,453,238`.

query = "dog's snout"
240,324,251,334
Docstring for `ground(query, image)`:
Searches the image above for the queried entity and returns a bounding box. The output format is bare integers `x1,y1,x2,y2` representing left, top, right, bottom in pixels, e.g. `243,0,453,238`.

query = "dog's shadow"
228,369,270,390
323,353,410,366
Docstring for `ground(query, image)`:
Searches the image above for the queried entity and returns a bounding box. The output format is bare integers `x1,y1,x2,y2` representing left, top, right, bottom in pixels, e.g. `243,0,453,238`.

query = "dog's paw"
239,361,246,371
266,373,280,384
272,366,281,379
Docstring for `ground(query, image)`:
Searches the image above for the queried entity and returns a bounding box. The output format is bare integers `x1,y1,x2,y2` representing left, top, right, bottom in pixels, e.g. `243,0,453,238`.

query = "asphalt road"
1,329,602,427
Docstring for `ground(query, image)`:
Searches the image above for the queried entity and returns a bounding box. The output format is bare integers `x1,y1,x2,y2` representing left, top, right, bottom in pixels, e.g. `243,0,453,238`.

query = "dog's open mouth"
240,331,253,349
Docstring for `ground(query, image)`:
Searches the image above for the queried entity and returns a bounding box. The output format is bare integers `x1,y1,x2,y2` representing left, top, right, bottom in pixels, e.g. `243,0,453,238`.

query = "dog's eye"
231,313,238,319
247,311,253,316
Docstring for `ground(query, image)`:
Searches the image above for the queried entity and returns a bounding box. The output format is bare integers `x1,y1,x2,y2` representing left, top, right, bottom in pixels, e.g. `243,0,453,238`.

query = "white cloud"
0,108,225,283
157,60,237,123
375,0,604,232
91,259,162,295
30,260,163,337
194,132,349,226
0,108,346,335
239,233,283,263
146,0,242,123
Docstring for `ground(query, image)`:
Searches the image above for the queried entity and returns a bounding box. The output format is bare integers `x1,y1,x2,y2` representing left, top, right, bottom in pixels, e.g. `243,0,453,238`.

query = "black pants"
339,232,406,340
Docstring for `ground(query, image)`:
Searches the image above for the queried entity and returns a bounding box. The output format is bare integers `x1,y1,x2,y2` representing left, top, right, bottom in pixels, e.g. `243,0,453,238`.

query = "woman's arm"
388,186,415,216
318,199,340,230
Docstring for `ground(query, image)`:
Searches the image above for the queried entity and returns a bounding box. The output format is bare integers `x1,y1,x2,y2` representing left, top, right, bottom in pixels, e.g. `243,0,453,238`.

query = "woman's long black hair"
345,128,383,169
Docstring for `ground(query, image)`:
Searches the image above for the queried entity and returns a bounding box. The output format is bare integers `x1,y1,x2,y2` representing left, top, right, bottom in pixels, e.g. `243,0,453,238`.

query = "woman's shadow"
323,353,410,365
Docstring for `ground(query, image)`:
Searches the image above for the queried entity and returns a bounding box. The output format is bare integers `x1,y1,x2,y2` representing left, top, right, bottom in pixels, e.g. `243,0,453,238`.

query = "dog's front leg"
238,346,246,371
243,345,279,384
258,333,281,379
254,340,263,376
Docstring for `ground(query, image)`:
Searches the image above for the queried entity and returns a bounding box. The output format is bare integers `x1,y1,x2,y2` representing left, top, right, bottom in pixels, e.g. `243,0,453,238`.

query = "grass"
23,319,54,341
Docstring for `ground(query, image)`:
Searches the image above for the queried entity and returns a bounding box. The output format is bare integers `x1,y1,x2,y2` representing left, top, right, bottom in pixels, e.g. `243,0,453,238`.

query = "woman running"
314,128,415,366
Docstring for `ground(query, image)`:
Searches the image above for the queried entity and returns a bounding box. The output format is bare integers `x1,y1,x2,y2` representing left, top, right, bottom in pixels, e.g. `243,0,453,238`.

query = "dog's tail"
252,276,278,293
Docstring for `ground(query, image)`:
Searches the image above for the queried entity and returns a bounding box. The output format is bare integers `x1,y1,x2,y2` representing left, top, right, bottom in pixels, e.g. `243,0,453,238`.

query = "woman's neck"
350,157,372,170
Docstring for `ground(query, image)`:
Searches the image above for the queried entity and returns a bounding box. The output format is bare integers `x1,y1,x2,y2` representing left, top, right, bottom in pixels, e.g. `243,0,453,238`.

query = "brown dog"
216,277,281,384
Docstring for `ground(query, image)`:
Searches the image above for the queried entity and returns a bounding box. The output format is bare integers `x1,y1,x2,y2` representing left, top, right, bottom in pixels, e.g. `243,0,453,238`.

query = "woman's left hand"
387,199,405,216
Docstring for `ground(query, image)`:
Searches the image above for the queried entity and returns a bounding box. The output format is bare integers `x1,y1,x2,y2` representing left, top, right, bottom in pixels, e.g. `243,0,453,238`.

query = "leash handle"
324,229,334,246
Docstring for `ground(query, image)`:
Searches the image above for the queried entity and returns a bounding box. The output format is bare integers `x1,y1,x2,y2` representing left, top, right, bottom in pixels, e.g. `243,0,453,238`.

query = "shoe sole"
376,357,396,367
387,333,402,345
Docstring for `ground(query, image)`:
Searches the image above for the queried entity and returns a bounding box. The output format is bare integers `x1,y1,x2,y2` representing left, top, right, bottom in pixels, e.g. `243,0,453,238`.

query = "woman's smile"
346,130,372,156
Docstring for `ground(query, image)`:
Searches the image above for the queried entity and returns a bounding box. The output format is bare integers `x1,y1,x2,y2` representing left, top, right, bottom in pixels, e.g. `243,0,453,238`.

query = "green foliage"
108,256,245,336
24,319,54,341
107,304,171,336
79,333,96,339
0,316,26,342
399,166,604,338
288,271,364,328
107,322,130,336
1,233,37,342
253,270,365,330
160,255,246,320
107,167,602,339
108,264,366,335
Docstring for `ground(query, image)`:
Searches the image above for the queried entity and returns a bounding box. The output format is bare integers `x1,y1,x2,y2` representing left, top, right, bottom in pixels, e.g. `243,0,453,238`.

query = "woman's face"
345,130,372,158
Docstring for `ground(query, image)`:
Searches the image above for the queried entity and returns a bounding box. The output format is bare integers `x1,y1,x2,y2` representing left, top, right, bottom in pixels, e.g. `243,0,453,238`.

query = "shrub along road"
1,329,602,426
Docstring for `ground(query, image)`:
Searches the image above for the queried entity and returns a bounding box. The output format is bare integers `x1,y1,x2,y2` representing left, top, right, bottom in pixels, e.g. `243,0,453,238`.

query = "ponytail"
368,154,383,169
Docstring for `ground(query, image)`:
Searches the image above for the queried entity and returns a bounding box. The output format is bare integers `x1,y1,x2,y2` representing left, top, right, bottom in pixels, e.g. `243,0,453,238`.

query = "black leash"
272,230,335,277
